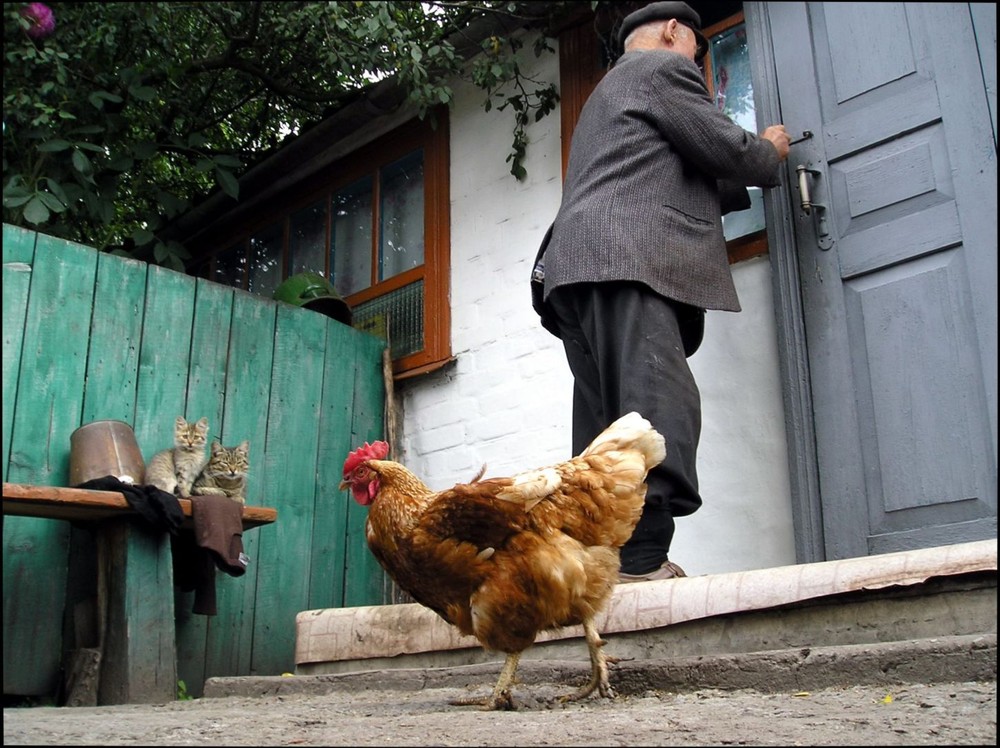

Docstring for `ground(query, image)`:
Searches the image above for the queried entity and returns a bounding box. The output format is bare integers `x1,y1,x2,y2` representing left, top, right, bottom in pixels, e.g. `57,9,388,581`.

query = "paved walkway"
5,635,996,746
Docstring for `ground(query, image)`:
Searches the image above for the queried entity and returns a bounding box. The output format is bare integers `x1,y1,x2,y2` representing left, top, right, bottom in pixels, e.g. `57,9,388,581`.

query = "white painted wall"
397,34,797,576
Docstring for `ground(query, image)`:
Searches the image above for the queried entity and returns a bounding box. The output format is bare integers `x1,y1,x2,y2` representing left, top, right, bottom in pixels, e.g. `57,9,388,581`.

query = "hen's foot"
558,619,616,703
449,651,521,710
558,675,616,704
448,689,516,711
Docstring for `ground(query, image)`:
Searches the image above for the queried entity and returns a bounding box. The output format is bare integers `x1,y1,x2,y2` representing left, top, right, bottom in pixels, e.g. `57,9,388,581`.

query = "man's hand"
761,125,790,161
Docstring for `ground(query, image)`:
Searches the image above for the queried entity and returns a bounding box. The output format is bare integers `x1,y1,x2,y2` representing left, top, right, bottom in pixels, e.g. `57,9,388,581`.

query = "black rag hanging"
74,475,184,534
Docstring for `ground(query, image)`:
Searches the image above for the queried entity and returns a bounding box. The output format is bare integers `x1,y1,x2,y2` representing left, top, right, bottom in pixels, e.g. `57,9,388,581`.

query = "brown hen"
339,411,665,710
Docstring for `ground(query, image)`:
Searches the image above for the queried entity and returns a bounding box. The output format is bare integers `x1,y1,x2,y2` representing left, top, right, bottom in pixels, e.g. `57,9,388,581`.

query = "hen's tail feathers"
582,412,666,471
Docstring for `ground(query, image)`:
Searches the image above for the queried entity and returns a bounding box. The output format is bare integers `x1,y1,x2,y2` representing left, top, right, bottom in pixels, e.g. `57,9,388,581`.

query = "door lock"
789,130,814,146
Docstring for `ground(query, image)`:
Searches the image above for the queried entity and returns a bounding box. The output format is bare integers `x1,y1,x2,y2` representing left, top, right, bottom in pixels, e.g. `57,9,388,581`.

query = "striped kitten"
145,416,210,497
192,440,250,505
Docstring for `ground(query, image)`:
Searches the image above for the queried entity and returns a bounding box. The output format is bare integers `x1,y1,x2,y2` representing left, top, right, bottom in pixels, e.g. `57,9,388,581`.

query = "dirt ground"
4,679,995,746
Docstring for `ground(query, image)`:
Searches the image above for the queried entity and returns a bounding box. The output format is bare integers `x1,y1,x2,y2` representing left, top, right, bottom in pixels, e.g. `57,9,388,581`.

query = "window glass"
379,150,424,282
213,242,245,288
331,176,373,297
709,22,766,240
289,199,328,277
248,222,283,296
199,113,451,377
352,280,424,359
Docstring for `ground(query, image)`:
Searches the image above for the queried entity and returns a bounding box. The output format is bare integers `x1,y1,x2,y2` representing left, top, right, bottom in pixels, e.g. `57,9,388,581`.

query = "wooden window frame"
558,9,768,263
199,112,452,379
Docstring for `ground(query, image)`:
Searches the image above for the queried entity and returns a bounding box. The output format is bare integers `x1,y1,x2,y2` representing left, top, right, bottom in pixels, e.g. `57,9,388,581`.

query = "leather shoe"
618,559,687,583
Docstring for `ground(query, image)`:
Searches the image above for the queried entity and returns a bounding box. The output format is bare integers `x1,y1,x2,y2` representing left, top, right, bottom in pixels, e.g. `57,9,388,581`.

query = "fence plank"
308,321,363,610
204,289,277,681
344,337,389,607
133,265,197,458
80,252,149,425
174,278,235,698
3,235,97,695
2,225,36,481
251,305,327,675
64,251,151,668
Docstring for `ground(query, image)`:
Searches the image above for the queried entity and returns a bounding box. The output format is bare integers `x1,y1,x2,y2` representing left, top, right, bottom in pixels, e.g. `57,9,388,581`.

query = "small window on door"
703,13,768,262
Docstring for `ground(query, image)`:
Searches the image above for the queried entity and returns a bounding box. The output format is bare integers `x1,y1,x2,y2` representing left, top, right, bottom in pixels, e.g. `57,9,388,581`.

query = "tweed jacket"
540,49,782,313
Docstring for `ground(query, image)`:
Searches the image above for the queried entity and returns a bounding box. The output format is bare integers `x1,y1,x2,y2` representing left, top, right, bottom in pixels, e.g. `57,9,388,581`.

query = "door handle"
796,164,823,214
795,164,833,250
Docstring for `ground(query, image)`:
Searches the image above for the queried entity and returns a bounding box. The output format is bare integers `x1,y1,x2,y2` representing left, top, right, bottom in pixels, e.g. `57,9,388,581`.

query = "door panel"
768,2,997,559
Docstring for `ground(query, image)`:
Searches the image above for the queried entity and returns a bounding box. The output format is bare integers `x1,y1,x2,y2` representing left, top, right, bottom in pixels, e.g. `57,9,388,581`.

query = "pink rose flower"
21,2,56,40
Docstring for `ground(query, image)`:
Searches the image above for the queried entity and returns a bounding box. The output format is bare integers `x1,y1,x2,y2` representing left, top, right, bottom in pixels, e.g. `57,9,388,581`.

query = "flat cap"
618,1,709,60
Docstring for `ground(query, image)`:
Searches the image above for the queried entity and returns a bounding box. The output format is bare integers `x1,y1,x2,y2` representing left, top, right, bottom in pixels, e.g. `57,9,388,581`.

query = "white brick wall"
397,33,797,576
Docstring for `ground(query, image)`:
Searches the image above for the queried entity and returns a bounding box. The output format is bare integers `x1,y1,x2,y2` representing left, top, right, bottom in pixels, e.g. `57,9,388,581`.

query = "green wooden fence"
2,223,388,700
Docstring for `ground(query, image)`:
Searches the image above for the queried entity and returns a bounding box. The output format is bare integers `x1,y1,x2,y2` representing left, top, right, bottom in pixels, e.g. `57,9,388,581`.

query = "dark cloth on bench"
74,475,184,534
172,494,249,615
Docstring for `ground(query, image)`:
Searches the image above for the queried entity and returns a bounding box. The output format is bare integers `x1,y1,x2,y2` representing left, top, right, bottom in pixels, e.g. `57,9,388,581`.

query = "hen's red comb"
342,440,389,476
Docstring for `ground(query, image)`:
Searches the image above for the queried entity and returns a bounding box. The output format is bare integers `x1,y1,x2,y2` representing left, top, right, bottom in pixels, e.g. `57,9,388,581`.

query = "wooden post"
96,520,177,705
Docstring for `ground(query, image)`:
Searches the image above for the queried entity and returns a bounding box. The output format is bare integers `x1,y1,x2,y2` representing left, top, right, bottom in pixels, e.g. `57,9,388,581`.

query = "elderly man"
533,1,790,581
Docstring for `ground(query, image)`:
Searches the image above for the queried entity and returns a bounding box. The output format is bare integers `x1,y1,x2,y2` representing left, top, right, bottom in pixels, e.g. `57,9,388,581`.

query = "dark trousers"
546,281,704,575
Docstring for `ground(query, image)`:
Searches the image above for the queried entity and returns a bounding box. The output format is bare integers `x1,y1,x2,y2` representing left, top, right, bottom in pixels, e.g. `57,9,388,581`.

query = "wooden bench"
2,482,277,705
2,482,277,528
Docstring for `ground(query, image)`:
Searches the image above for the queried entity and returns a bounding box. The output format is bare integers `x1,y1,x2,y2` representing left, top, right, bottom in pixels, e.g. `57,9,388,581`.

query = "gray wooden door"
765,2,997,559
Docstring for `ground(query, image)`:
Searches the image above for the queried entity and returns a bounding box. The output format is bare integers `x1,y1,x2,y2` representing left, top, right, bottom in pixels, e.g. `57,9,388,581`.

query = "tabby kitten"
145,416,210,498
192,440,250,505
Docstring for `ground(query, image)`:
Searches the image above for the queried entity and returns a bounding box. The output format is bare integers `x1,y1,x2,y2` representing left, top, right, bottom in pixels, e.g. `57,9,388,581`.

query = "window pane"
351,279,424,360
331,176,373,297
289,199,328,276
379,150,424,281
214,242,246,289
249,222,283,297
710,23,766,240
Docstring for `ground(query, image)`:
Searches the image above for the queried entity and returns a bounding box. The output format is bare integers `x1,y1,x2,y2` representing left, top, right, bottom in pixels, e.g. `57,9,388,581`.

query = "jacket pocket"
662,203,713,225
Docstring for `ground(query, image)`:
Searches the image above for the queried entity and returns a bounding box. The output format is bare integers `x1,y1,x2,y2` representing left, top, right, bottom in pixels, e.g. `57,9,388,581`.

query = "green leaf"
98,198,115,225
3,194,33,208
43,178,69,205
129,85,158,102
215,167,239,199
68,125,106,136
22,197,50,225
132,229,155,246
72,150,92,175
167,241,192,260
213,155,243,169
88,90,124,109
37,139,72,152
38,191,67,213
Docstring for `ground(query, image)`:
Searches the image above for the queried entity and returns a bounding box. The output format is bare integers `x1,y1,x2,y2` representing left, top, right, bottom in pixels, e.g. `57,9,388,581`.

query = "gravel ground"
4,679,995,746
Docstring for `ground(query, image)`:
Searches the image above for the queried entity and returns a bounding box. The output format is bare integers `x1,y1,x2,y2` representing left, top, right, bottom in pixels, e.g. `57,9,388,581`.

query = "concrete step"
204,633,996,699
292,540,997,676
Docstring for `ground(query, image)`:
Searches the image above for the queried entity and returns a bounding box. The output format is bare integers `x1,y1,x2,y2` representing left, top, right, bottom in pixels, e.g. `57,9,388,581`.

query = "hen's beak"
338,479,349,491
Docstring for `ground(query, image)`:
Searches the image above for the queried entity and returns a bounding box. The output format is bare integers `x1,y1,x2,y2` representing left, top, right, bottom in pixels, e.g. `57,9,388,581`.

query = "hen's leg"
448,651,521,711
560,618,616,702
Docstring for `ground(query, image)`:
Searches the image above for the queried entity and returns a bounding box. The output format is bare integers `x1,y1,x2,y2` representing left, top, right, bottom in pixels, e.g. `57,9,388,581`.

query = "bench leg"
96,519,177,705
